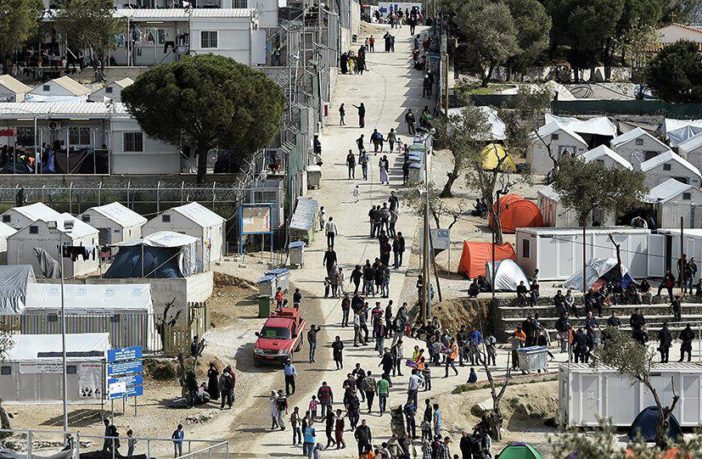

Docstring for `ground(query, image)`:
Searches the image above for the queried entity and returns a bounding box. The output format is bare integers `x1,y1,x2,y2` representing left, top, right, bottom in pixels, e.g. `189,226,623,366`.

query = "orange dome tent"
458,241,516,278
490,194,544,233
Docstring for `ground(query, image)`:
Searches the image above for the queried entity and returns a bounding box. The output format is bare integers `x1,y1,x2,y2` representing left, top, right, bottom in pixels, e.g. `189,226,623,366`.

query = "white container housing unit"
88,78,134,103
6,214,99,278
143,202,226,266
27,76,91,100
0,333,109,403
644,179,702,229
0,202,61,230
580,145,633,170
528,122,588,175
0,221,17,262
537,184,615,228
0,75,32,102
609,127,670,168
678,134,702,174
559,363,702,427
78,202,147,244
638,150,702,189
515,227,662,281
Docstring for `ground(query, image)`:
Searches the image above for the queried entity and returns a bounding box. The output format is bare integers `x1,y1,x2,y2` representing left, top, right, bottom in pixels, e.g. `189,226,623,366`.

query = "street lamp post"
52,218,73,433
421,129,436,324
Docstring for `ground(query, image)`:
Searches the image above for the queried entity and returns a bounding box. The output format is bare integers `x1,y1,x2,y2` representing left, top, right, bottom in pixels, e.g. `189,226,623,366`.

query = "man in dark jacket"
629,308,646,332
379,348,394,386
573,328,588,363
606,312,621,328
522,316,536,347
554,290,566,315
323,247,337,277
354,419,372,457
658,322,673,363
555,313,570,353
671,294,682,321
680,324,695,362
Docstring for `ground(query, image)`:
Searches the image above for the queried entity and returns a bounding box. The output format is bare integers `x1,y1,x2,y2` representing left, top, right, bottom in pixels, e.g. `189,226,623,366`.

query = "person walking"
407,369,423,406
444,338,459,378
377,374,390,415
354,419,372,458
342,293,352,326
276,390,288,430
303,421,316,458
672,294,682,321
405,109,416,135
325,410,336,449
332,335,344,369
362,370,377,413
356,135,365,153
323,247,337,277
318,206,326,232
391,337,404,376
284,360,297,396
171,424,185,458
387,129,397,152
353,185,360,203
308,325,319,363
339,103,346,126
126,430,136,458
404,401,417,439
218,368,234,410
270,391,280,429
291,407,302,446
346,150,356,179
353,103,366,128
325,217,338,249
369,35,375,52
379,347,394,386
360,150,369,180
432,404,442,438
334,409,346,449
658,322,673,363
379,156,390,185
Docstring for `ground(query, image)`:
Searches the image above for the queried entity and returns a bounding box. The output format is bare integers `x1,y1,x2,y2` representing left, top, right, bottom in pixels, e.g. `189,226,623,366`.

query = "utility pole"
58,219,74,433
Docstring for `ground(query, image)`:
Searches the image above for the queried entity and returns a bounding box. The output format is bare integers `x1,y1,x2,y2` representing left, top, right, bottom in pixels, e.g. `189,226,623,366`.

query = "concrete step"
502,314,702,328
504,325,697,337
497,303,702,318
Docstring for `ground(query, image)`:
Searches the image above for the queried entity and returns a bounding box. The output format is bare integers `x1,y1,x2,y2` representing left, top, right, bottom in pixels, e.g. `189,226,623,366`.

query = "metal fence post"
76,432,81,459
180,181,185,204
98,182,103,206
27,430,33,457
147,439,151,458
69,182,74,214
211,182,216,210
157,181,161,213
127,181,131,207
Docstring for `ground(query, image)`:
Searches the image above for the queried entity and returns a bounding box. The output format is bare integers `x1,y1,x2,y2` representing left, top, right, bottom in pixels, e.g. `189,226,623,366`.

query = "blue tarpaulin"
104,246,183,278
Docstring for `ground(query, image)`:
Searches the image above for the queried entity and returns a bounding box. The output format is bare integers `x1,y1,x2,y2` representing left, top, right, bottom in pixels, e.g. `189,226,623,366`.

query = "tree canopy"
553,157,647,226
122,54,286,183
0,0,43,61
52,0,122,63
646,40,702,103
505,0,552,75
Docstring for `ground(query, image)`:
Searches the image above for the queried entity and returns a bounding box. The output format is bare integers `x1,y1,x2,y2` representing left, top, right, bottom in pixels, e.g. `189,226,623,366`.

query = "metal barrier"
0,429,228,459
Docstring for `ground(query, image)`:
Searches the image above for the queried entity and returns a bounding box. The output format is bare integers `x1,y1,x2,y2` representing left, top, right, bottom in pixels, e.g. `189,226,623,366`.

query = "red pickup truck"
253,308,306,366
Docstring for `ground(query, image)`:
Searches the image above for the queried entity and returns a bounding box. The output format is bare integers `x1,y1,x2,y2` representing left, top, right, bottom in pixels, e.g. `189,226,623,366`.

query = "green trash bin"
258,296,271,318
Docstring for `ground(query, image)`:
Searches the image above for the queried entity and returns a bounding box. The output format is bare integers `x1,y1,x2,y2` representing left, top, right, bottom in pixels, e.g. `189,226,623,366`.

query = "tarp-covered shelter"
491,194,544,233
0,333,109,403
485,259,529,291
628,406,682,442
545,114,617,138
0,265,35,314
104,231,198,278
481,144,516,172
446,106,506,141
563,257,635,291
458,242,516,278
496,442,543,459
143,202,225,266
16,283,156,350
664,119,702,147
290,197,319,243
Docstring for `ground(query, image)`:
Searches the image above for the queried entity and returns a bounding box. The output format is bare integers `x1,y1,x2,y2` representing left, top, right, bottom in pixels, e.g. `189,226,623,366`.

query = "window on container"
635,138,644,146
106,86,113,94
551,133,559,141
2,215,9,223
0,366,11,375
82,215,91,222
522,239,530,258
43,85,50,92
67,365,77,374
683,192,692,200
233,0,247,7
663,163,672,171
644,151,658,161
29,225,38,234
201,31,218,49
674,176,689,184
69,127,91,145
123,132,144,152
162,214,171,223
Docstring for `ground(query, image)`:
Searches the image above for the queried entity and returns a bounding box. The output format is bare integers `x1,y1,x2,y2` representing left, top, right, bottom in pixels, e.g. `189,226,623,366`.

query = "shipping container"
559,363,702,427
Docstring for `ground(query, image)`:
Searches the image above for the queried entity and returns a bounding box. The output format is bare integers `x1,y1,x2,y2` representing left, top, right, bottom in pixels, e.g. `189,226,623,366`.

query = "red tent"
490,194,544,233
457,241,516,278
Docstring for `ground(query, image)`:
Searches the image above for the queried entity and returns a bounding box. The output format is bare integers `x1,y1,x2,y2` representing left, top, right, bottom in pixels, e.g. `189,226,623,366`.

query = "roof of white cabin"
639,150,702,179
581,145,633,170
610,127,669,151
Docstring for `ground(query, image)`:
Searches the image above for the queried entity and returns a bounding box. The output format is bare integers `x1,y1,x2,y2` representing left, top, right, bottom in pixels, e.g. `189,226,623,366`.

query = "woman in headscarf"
207,362,219,400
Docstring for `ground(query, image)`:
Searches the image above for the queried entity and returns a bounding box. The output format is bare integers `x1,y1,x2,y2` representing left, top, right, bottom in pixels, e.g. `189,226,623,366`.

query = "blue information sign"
107,346,144,401
108,346,143,363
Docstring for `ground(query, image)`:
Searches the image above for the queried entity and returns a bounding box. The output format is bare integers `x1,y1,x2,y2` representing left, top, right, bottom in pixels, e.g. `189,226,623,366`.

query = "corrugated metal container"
559,363,702,427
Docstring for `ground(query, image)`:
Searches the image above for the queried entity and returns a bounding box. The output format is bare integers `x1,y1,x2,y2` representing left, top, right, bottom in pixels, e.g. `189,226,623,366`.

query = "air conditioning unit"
48,121,62,130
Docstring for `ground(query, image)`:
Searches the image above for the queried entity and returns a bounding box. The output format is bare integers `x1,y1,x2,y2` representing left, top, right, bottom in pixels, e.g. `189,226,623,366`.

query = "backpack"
276,397,287,411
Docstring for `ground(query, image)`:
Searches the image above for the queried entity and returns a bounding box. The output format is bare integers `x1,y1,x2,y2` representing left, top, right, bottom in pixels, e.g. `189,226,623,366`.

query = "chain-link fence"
0,429,228,458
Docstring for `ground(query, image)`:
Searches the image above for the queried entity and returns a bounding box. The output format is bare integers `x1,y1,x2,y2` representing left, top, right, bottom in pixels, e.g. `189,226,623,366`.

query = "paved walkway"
233,24,455,457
